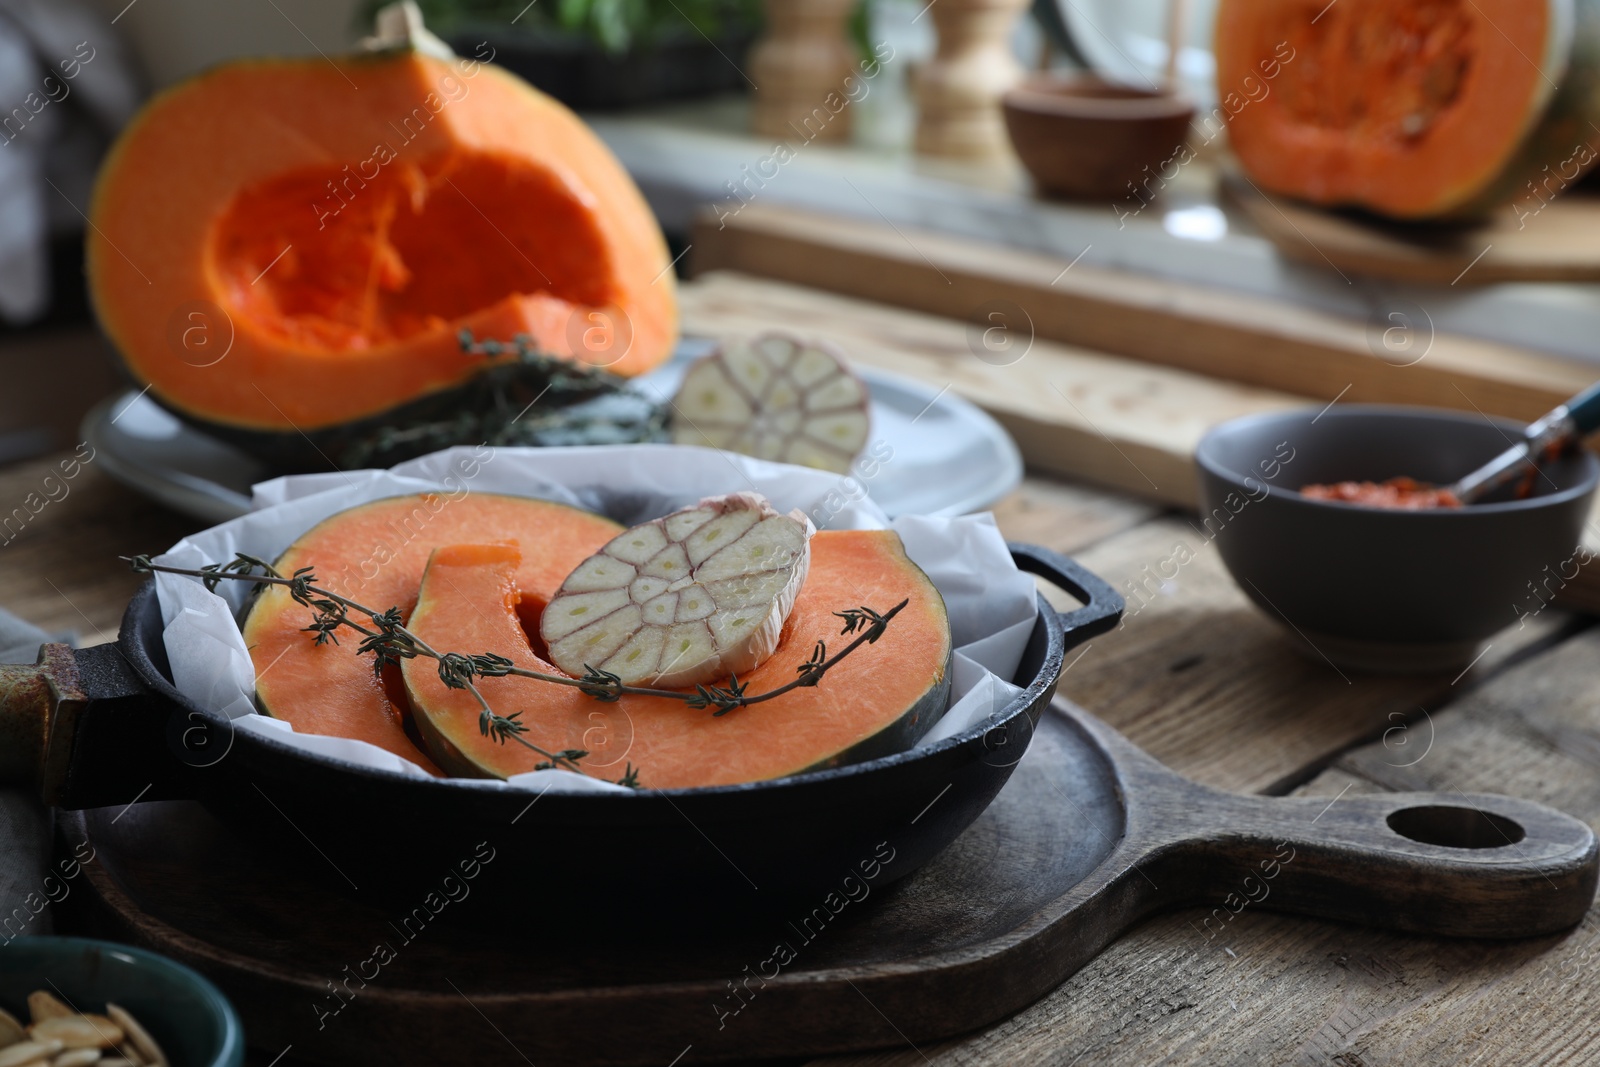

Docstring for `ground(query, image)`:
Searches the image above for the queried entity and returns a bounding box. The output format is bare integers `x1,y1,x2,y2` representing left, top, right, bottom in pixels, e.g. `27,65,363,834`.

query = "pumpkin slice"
670,334,871,473
541,492,812,688
1215,0,1600,218
242,493,623,771
88,39,677,440
404,530,952,788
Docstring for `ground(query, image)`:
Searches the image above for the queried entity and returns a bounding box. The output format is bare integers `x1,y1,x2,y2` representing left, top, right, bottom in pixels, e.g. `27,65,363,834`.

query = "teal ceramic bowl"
0,937,243,1067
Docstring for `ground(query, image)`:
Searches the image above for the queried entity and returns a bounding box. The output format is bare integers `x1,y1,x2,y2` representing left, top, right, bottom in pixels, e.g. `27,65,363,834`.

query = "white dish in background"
83,344,1022,523
1059,0,1220,109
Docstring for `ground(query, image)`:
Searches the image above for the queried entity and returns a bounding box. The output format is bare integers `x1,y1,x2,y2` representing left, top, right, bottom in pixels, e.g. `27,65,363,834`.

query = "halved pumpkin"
88,44,676,436
1215,0,1600,218
241,493,623,770
402,531,953,788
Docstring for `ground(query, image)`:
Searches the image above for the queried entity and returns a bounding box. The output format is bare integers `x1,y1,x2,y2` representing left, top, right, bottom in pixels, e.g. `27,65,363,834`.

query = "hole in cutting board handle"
1386,806,1526,850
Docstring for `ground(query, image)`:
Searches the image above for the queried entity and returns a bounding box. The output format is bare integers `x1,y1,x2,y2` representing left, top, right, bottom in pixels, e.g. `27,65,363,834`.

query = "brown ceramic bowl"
1002,74,1196,200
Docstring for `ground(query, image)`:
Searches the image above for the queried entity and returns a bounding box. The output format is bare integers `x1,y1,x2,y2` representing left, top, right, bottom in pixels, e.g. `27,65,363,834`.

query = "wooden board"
814,621,1600,1067
0,329,123,466
690,201,1596,423
58,694,1595,1067
1224,173,1600,285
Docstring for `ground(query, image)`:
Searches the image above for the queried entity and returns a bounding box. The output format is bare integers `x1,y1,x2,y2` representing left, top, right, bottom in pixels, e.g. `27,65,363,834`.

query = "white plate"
83,345,1022,523
1059,0,1220,108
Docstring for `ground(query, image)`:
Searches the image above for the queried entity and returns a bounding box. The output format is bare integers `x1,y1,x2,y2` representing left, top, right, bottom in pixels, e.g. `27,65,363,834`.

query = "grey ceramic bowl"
0,937,243,1067
1195,405,1599,673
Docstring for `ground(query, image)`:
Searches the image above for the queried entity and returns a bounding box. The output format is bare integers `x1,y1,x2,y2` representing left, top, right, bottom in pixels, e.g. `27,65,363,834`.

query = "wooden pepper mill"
748,0,858,143
914,0,1029,158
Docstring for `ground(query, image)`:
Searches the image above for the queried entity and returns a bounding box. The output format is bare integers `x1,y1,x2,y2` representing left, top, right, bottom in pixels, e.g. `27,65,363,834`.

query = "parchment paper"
153,445,1037,793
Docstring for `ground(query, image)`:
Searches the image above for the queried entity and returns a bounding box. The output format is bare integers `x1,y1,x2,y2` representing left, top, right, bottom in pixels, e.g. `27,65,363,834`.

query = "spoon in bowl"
1451,380,1600,503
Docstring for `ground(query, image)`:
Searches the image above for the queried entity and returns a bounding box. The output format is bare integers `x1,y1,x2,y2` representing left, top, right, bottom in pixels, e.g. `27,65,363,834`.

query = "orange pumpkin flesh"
242,493,623,770
1216,0,1567,217
89,52,677,432
402,532,953,789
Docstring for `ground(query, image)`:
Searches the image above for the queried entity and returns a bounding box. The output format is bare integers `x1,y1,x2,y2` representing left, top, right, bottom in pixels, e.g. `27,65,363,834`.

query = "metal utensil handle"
1007,543,1124,649
1565,379,1600,437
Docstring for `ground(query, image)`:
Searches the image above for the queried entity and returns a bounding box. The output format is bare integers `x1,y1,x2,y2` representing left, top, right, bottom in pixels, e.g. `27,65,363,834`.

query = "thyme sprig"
126,554,907,772
332,332,667,468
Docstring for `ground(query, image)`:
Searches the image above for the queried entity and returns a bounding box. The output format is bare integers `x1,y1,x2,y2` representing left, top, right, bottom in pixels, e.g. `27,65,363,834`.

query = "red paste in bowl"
1299,477,1461,510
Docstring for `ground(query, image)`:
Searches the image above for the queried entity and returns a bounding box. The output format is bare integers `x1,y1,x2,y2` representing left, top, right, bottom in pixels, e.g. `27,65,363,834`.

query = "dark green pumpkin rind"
792,650,954,776
176,358,664,472
1443,0,1600,220
409,651,955,786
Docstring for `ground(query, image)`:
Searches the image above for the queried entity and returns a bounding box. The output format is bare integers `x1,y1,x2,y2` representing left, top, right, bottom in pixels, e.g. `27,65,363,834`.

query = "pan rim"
122,580,1066,801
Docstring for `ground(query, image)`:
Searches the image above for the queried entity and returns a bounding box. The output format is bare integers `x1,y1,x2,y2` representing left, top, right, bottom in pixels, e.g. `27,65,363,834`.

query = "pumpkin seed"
24,995,69,1024
0,1040,63,1067
0,1009,23,1047
104,1009,163,1067
52,1049,102,1067
30,1015,122,1050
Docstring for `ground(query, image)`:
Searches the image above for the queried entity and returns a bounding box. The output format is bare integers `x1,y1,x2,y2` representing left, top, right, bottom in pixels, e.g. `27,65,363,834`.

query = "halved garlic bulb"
670,333,871,474
540,492,813,688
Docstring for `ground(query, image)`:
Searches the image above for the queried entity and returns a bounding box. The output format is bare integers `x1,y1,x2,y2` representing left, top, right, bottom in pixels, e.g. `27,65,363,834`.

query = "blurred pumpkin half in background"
85,4,678,467
1216,0,1600,219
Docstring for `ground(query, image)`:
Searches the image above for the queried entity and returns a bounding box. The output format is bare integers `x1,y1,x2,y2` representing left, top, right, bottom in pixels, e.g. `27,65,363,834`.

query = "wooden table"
3,441,1596,1065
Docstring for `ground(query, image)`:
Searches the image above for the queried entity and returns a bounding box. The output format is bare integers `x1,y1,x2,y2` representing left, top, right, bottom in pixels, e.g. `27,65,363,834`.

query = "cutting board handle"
1069,706,1599,940
1168,787,1597,940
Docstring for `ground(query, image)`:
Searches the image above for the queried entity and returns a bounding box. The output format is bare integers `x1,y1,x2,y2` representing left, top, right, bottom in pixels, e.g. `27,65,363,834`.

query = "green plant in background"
365,0,765,54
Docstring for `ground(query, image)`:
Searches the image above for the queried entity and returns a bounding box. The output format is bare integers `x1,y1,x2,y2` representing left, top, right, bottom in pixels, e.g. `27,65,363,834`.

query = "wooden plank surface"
691,202,1596,422
986,479,1160,558
1020,516,1570,795
0,455,193,646
0,329,124,466
680,271,1304,508
815,622,1600,1067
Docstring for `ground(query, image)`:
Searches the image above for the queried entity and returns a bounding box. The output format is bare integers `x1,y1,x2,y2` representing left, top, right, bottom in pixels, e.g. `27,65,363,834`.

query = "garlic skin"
541,492,814,689
670,333,871,474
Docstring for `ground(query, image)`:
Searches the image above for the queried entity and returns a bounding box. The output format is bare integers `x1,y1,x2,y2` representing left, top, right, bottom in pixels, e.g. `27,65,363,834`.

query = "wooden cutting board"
58,701,1595,1067
689,201,1597,423
1223,173,1600,285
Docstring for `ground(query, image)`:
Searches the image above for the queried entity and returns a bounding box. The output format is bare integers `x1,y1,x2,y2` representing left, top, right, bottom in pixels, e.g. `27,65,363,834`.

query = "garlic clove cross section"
541,492,814,689
670,333,871,474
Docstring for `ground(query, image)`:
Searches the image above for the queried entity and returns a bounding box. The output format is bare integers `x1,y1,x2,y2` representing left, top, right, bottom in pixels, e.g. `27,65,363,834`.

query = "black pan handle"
0,641,186,809
1008,543,1124,649
0,644,86,804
